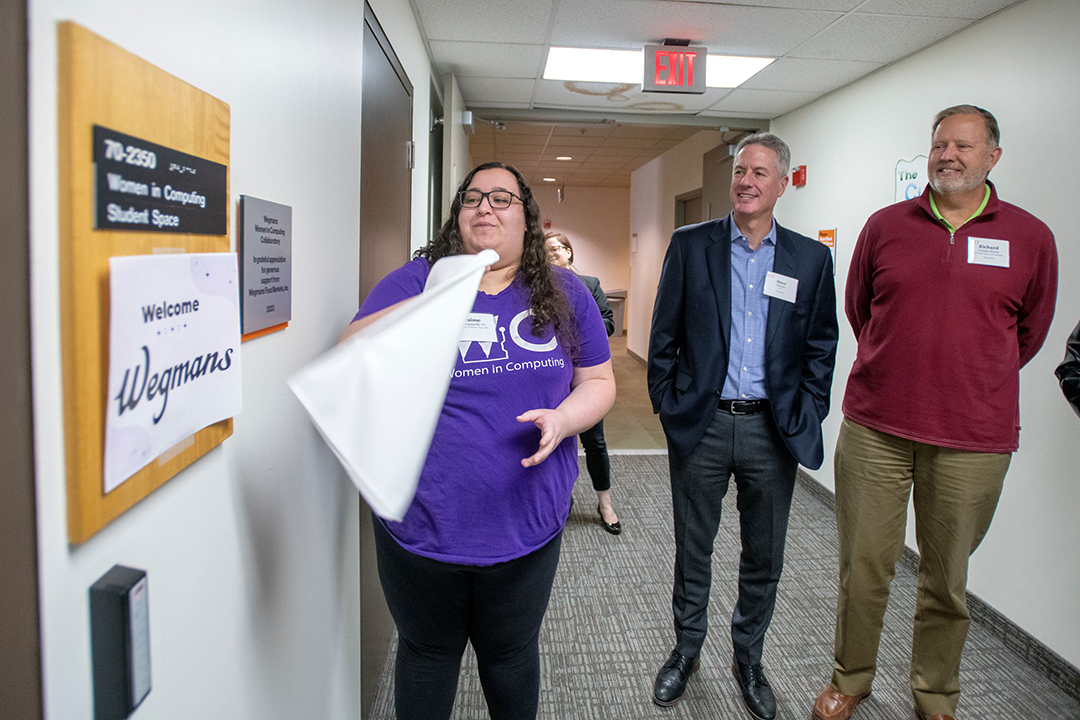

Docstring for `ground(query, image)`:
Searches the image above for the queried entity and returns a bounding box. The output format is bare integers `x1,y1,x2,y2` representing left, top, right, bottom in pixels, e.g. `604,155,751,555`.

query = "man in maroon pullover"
812,106,1058,720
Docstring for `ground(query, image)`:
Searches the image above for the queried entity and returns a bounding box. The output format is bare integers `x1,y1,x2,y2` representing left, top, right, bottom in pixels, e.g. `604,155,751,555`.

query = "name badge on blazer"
968,237,1010,268
763,271,798,303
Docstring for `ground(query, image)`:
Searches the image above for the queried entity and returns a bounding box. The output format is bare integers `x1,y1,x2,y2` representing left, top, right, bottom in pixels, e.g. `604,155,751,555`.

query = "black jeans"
579,419,611,492
373,518,562,719
668,407,797,664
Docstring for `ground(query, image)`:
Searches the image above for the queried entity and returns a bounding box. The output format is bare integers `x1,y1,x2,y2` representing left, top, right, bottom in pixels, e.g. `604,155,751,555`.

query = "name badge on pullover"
967,237,1010,268
763,271,798,303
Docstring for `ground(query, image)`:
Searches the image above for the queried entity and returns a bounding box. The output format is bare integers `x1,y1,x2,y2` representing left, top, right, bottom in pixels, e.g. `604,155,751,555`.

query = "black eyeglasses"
459,189,522,209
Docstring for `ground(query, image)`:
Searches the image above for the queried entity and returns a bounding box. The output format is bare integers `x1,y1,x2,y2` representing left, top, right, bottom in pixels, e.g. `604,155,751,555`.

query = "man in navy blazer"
648,133,838,718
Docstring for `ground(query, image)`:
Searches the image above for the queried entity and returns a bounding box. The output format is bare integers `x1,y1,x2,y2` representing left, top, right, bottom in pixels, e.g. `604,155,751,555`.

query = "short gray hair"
932,105,1000,148
733,132,791,177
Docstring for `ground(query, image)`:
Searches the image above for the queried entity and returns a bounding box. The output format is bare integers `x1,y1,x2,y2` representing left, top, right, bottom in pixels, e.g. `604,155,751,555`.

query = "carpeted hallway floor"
368,454,1080,719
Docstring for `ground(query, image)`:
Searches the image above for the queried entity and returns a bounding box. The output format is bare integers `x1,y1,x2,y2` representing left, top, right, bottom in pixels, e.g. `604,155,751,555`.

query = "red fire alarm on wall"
792,165,807,187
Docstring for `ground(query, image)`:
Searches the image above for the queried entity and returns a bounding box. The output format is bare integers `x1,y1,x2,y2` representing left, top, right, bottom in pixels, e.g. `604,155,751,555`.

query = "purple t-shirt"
354,258,610,565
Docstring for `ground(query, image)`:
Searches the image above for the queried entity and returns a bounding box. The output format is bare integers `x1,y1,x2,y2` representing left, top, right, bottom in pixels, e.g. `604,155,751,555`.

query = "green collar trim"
929,184,991,232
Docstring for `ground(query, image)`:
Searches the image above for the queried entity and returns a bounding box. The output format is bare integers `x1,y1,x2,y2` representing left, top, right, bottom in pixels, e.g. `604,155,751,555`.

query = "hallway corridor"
368,452,1080,719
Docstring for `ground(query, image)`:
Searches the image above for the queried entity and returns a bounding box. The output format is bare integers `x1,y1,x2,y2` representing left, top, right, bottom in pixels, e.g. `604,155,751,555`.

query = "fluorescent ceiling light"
544,47,774,89
544,47,643,84
705,55,775,88
555,156,573,161
543,177,557,182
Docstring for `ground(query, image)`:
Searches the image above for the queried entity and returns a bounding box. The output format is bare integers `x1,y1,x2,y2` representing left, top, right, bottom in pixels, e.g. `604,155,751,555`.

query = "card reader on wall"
90,565,151,719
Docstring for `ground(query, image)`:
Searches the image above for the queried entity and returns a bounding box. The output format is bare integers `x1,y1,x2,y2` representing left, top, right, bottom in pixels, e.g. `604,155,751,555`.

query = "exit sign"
643,45,706,94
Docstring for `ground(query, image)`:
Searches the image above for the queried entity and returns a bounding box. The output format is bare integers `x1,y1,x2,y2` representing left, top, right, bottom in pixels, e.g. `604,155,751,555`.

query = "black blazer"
575,272,615,337
1056,319,1080,418
647,216,839,469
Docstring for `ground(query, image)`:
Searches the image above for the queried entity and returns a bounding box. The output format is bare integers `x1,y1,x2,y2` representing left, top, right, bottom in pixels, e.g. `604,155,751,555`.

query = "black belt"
718,398,769,415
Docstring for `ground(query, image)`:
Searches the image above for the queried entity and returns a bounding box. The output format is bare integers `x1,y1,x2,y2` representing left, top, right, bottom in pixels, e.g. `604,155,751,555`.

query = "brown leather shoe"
811,685,871,720
914,708,954,720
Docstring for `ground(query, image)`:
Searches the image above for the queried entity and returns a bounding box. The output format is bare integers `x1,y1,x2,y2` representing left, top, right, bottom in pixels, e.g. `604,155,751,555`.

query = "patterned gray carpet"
370,454,1080,719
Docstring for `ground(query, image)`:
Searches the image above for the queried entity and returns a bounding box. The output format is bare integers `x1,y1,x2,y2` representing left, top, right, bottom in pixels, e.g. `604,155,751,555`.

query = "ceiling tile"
609,124,674,139
499,151,544,161
740,57,884,92
600,136,658,149
533,79,731,113
855,0,1021,19
704,88,820,117
597,176,631,188
494,134,551,147
568,174,614,185
579,156,633,168
538,143,587,155
414,0,555,43
591,146,642,157
551,1,842,57
456,77,536,104
551,125,615,137
429,40,544,79
713,0,859,7
790,13,971,63
497,121,553,134
536,162,584,172
542,134,605,147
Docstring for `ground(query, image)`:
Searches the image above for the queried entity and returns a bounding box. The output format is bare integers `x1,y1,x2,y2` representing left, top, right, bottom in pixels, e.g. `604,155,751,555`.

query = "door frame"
0,0,44,717
359,4,413,716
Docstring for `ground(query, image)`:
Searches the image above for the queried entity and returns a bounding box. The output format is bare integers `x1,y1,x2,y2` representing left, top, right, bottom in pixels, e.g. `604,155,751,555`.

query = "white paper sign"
104,253,242,492
967,237,1010,268
288,250,498,521
895,155,928,204
763,271,798,303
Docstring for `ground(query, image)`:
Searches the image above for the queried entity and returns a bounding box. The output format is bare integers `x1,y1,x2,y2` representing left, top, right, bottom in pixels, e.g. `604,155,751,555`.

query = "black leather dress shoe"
597,505,621,534
653,650,700,706
732,656,777,720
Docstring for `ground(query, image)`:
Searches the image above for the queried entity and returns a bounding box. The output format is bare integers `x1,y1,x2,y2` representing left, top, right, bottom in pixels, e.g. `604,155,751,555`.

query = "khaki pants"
831,419,1010,716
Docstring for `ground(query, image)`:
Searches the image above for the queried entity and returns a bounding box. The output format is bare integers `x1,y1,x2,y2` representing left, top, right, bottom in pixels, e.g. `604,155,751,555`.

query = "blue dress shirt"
721,215,776,400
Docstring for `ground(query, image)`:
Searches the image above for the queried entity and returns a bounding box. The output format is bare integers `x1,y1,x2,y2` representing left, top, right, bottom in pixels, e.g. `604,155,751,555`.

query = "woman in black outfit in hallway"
545,231,622,534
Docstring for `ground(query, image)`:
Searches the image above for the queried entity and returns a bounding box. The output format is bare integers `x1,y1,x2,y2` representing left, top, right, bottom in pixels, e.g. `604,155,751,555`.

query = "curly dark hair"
415,162,575,350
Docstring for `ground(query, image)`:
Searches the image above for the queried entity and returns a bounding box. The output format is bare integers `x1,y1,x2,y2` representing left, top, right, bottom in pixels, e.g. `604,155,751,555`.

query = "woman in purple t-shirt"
341,163,615,720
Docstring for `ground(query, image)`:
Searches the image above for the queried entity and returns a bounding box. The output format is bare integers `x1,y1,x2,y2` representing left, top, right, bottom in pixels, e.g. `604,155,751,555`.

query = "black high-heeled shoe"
597,505,621,535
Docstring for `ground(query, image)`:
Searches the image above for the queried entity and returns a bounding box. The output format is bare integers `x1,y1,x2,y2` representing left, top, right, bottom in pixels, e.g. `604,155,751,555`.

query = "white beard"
929,170,986,194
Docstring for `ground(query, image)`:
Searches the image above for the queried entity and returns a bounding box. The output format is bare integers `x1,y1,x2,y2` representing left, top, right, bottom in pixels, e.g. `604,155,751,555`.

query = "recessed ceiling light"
543,47,773,88
556,156,573,161
705,55,775,88
543,177,557,182
544,48,643,84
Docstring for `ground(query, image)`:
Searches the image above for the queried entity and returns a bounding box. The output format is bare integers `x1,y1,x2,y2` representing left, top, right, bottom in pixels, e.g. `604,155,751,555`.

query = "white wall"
533,185,631,293
771,0,1080,666
443,73,471,224
627,130,724,359
29,1,432,718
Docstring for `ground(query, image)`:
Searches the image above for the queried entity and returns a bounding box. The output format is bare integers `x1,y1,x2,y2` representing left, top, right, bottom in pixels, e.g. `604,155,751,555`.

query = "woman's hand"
515,359,615,468
516,408,571,467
